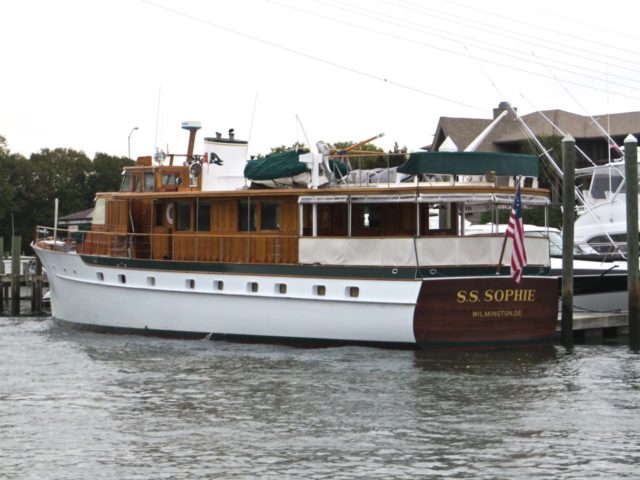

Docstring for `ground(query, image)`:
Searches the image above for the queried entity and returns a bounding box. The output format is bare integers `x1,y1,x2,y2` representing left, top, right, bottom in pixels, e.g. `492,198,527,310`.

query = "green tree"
0,139,136,252
331,141,405,170
0,136,15,221
0,144,31,251
29,148,94,219
266,143,309,156
88,153,134,194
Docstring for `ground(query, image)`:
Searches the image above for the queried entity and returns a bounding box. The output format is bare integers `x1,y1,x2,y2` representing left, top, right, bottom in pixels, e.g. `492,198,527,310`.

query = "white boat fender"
166,204,174,225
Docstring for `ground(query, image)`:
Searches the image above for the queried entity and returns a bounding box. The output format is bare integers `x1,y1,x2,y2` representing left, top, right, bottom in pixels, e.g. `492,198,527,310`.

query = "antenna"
295,114,312,150
248,91,258,144
155,86,162,149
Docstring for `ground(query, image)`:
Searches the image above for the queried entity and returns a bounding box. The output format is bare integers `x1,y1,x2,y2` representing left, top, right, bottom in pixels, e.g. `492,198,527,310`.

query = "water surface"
1,317,639,479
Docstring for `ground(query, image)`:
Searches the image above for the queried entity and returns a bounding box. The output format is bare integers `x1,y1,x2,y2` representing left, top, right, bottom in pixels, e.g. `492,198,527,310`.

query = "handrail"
34,226,299,265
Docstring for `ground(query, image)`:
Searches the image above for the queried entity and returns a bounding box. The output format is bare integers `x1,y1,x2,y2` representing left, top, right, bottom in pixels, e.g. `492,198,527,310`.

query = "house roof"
58,208,93,225
432,106,640,151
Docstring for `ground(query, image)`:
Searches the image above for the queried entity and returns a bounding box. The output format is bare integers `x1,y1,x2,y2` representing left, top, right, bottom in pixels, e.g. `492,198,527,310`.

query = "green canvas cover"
244,151,308,180
397,151,539,177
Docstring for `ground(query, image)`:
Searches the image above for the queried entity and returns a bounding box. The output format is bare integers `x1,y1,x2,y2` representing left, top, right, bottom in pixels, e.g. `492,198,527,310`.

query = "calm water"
1,317,639,480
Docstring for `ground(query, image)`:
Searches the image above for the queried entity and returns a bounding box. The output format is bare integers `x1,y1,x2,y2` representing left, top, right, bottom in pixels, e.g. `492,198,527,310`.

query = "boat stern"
413,276,559,349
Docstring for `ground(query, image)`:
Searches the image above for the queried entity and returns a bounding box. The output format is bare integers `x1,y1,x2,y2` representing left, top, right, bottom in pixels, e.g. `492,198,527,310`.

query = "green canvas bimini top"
397,151,539,177
244,151,308,181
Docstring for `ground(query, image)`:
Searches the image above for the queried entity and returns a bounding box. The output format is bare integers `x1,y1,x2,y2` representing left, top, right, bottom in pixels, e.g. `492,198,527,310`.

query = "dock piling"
0,237,3,314
625,134,640,350
10,236,21,316
561,135,575,350
31,256,43,315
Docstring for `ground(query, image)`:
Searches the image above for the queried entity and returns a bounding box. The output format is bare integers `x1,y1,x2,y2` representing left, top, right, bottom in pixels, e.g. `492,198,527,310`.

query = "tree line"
0,135,133,253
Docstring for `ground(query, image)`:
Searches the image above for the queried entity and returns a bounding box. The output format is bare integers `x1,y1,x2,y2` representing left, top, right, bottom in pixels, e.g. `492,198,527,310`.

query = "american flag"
505,184,527,283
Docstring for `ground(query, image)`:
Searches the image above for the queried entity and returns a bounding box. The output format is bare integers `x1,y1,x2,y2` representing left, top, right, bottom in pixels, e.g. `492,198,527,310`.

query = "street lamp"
128,126,139,159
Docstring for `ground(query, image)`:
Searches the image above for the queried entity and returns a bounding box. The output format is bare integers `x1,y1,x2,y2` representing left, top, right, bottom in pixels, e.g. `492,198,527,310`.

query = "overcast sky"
2,0,639,160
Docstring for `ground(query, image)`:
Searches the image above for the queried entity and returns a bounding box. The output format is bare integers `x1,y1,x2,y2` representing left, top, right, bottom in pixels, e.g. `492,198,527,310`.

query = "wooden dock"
556,311,629,344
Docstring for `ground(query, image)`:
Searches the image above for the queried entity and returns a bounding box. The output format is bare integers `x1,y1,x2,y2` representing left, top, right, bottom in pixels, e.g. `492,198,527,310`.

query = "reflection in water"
1,319,639,479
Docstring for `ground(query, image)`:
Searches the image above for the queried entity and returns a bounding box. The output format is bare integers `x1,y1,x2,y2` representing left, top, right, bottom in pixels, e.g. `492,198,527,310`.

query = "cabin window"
118,274,126,284
144,172,155,191
133,174,142,192
120,171,132,192
276,283,287,294
314,285,326,296
261,201,280,230
92,198,106,225
96,272,104,281
347,286,359,298
239,200,257,232
176,201,192,231
213,280,224,291
248,281,259,293
147,276,156,286
186,279,195,289
590,173,624,199
197,201,211,231
162,173,182,186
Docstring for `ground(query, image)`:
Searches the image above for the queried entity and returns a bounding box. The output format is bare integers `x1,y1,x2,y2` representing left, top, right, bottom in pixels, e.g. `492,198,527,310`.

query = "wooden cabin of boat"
69,123,552,277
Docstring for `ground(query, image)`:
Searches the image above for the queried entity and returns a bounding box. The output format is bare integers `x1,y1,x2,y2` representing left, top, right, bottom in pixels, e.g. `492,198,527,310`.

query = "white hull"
34,241,560,349
36,246,419,345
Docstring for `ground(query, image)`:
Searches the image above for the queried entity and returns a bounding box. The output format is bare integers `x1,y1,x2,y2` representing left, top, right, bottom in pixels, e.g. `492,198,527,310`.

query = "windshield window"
590,172,624,199
545,231,594,255
120,171,132,192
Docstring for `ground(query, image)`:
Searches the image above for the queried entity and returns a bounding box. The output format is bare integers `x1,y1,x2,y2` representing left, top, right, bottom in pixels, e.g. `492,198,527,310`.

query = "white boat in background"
32,122,560,350
2,256,36,276
574,160,638,259
467,224,627,313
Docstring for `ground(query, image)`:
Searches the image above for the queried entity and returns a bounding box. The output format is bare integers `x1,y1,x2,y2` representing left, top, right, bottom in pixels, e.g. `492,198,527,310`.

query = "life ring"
166,203,174,225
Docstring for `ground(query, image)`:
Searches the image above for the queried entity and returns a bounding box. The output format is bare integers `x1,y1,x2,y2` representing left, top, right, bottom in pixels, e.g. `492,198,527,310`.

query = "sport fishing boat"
32,122,559,349
574,160,635,258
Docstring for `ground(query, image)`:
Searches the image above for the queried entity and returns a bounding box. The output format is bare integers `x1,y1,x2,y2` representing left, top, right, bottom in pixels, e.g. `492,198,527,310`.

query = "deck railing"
35,226,299,265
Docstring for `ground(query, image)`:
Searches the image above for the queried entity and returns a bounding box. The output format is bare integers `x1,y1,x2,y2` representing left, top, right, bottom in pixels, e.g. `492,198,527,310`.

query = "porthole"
276,283,287,294
314,285,326,296
347,286,359,298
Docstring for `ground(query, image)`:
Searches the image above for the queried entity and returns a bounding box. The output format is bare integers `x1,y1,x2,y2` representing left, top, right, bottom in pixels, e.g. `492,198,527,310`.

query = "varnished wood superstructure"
78,161,550,268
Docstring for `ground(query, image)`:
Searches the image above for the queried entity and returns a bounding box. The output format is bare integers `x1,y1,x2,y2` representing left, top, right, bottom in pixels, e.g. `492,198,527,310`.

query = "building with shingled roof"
429,102,640,169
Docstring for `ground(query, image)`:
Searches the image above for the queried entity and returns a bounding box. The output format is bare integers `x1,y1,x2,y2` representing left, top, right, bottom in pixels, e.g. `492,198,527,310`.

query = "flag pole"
496,176,520,274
